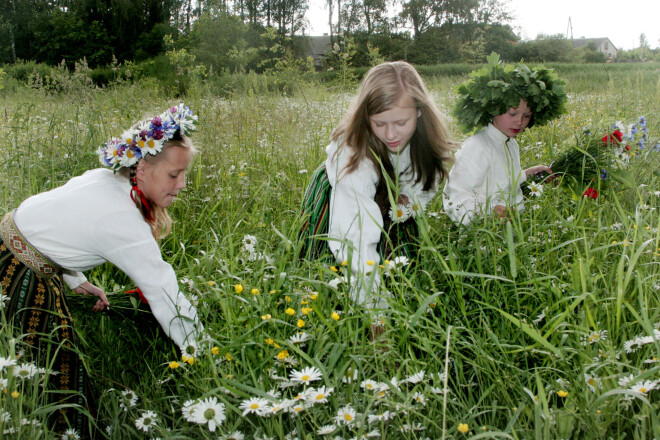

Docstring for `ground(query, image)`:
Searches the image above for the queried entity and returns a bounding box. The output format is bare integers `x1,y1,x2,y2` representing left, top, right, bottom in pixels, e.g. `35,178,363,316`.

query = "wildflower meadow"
1,63,659,439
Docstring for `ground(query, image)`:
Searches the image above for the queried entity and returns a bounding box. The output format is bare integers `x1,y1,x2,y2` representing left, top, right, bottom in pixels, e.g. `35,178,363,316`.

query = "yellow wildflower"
277,350,290,360
297,319,305,328
458,423,469,434
557,390,568,398
211,346,220,355
331,312,340,321
169,361,180,369
262,314,272,320
301,307,313,315
234,284,244,293
285,307,295,316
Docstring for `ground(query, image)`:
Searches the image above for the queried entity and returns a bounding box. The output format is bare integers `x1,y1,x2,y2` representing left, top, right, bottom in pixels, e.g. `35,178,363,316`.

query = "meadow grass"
0,64,659,439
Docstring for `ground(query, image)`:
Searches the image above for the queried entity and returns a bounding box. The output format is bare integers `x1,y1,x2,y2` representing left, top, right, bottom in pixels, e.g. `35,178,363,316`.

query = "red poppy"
125,288,149,304
583,187,598,199
602,130,623,146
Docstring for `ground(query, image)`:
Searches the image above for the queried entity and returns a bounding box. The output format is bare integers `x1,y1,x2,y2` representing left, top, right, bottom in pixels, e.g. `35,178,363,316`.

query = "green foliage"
453,53,567,133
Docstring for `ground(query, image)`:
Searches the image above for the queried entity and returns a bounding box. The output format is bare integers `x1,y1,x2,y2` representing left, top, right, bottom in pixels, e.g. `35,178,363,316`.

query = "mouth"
510,129,521,134
387,141,401,148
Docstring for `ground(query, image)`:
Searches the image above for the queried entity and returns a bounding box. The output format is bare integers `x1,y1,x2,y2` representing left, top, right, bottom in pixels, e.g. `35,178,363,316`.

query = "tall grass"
0,64,659,439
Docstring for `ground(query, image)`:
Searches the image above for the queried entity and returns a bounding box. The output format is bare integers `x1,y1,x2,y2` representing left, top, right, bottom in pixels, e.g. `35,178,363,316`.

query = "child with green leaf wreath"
443,53,567,225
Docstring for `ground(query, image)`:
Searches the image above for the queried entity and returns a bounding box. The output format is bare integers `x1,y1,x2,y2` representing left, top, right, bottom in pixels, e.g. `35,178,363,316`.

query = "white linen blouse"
325,138,437,307
443,123,526,225
14,168,201,349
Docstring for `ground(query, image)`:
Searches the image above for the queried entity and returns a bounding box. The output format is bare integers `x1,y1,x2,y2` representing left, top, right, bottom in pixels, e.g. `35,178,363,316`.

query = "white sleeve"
93,214,202,350
62,271,87,290
443,140,493,225
327,162,384,307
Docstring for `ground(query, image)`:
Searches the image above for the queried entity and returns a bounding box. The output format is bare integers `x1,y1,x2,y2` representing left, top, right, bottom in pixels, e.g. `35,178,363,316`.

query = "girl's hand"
493,205,508,219
525,165,554,180
74,281,110,312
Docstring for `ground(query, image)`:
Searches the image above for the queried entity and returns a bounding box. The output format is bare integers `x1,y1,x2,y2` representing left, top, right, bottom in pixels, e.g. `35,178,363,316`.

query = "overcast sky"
306,0,660,50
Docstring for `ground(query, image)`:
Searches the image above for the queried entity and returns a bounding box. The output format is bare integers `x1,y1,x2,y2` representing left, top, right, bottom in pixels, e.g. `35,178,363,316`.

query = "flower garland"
98,103,198,170
453,53,567,133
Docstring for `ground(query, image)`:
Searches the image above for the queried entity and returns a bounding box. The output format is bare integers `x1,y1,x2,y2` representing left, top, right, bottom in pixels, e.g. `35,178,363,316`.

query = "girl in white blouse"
443,56,567,226
299,62,454,311
0,104,203,434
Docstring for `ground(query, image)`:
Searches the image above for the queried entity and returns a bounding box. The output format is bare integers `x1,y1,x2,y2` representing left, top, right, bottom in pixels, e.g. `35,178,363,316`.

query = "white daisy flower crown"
98,103,198,171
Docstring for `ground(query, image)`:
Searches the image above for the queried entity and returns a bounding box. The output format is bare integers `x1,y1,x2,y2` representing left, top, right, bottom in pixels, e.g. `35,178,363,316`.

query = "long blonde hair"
332,61,455,214
120,132,196,239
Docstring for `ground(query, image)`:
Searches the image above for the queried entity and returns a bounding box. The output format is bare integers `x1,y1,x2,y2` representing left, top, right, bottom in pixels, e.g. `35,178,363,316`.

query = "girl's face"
492,99,532,138
136,145,192,208
369,96,420,153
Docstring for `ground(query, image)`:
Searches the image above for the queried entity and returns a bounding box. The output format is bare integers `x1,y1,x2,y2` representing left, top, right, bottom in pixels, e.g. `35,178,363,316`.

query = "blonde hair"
120,132,196,240
332,61,455,213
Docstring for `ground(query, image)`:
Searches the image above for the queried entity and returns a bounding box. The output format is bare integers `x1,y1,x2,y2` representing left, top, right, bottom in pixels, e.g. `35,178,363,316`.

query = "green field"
1,63,659,439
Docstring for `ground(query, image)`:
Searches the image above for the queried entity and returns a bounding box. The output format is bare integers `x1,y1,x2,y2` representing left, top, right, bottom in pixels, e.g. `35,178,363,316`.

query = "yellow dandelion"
458,423,469,434
251,288,260,295
310,293,318,300
225,353,233,362
285,296,292,302
265,338,275,345
234,284,244,293
331,312,340,321
297,319,306,328
186,356,195,365
277,350,290,360
330,266,338,272
557,390,568,398
207,281,216,286
341,260,348,266
261,314,272,320
11,391,19,399
269,289,277,294
301,300,309,305
211,346,220,355
169,361,180,369
301,307,313,315
366,260,375,266
285,307,296,316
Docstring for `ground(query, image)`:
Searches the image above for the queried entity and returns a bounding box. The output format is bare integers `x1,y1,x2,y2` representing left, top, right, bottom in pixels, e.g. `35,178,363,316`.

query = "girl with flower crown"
0,104,203,434
299,61,455,313
443,54,567,225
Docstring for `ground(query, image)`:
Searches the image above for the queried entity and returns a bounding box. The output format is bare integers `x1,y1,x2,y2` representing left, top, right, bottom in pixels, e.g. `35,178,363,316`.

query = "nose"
385,124,396,140
176,173,186,190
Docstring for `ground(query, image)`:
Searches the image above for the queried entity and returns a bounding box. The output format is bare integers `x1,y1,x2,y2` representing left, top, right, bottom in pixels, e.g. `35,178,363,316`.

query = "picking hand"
74,281,110,312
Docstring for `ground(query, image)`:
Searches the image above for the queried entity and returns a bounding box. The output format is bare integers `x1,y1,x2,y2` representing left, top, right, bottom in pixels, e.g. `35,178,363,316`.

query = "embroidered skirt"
1,212,95,435
298,165,419,262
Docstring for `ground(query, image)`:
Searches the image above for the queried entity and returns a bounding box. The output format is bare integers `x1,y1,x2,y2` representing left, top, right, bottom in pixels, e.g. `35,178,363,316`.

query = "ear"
135,159,146,180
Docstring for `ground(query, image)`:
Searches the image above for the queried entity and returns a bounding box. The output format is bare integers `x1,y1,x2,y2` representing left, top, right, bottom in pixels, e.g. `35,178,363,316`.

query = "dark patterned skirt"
298,165,419,262
1,227,95,435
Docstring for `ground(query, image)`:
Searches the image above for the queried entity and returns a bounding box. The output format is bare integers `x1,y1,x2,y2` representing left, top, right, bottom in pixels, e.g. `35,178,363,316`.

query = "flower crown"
98,104,198,170
453,53,567,133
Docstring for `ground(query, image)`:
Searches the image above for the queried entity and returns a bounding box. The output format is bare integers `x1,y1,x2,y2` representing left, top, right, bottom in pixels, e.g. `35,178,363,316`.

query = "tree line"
0,0,656,72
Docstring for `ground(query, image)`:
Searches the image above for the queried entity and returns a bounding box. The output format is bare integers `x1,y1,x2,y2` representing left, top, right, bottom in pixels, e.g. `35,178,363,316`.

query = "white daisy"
618,374,635,387
61,428,81,440
366,429,381,437
289,366,322,385
404,370,425,384
220,430,245,440
289,332,312,345
342,368,358,383
629,380,658,394
411,391,426,406
192,396,226,432
335,405,357,426
317,424,337,435
0,356,17,370
584,373,601,392
361,379,379,391
368,410,395,424
239,397,270,416
528,181,543,197
120,389,138,411
0,409,10,422
181,399,198,422
289,402,307,415
13,363,38,380
134,410,158,432
305,386,333,404
389,204,411,223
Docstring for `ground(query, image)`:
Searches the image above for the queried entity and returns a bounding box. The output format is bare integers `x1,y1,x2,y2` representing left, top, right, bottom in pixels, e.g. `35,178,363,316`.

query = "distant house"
304,35,332,69
571,37,618,59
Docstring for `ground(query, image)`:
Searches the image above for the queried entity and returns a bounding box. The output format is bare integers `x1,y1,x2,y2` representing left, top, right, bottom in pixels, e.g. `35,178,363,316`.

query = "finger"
92,300,104,312
97,290,110,307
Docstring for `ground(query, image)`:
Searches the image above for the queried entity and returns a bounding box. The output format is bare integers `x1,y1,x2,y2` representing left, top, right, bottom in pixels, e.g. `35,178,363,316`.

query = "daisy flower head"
220,430,245,440
335,405,357,426
13,362,38,380
305,386,334,404
361,379,380,391
0,409,10,423
135,410,158,432
0,294,10,308
61,428,81,440
289,366,322,385
411,391,426,405
289,402,308,416
0,356,15,371
193,396,226,432
581,330,608,345
343,367,358,383
404,370,425,384
528,181,543,197
629,380,658,395
317,424,337,435
120,389,138,411
181,399,199,422
584,373,601,392
389,204,411,223
239,397,270,416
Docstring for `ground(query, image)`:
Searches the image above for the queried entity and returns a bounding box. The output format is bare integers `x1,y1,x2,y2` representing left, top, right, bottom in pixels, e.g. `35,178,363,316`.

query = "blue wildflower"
600,169,608,180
